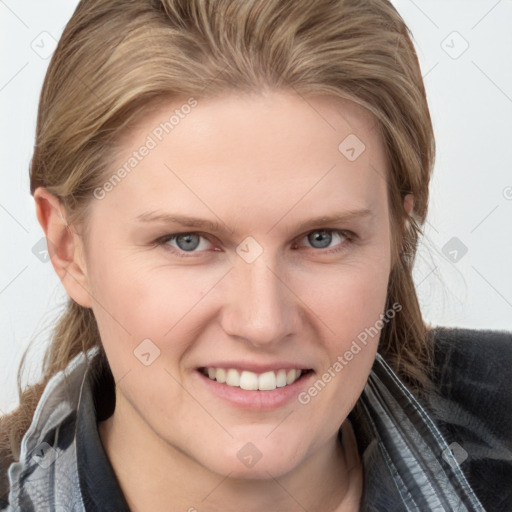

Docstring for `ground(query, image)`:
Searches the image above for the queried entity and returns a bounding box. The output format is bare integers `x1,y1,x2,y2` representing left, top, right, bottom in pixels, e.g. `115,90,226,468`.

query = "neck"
98,393,362,512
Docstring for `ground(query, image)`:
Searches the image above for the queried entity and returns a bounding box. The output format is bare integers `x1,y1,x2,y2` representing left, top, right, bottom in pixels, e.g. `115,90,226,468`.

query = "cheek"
86,248,218,360
305,251,391,380
309,254,390,332
289,261,390,444
86,258,210,409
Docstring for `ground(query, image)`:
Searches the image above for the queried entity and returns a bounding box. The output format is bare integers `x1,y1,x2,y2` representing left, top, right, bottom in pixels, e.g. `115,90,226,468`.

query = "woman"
1,0,510,510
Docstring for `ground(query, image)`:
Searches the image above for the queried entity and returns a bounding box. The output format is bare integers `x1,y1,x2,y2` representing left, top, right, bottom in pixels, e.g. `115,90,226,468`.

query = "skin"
35,90,410,511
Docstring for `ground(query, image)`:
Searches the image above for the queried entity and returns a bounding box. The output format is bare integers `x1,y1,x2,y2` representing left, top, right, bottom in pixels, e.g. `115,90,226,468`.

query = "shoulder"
0,349,99,511
427,326,512,511
430,325,512,364
429,326,512,426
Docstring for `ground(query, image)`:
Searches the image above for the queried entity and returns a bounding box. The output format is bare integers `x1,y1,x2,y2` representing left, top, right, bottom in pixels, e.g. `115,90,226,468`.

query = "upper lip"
198,361,312,373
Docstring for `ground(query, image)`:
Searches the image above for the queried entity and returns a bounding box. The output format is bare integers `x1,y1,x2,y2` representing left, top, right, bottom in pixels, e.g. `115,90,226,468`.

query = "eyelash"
152,229,355,258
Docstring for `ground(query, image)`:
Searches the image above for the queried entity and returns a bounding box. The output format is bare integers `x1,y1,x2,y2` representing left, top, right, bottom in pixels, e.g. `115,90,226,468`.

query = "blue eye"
304,230,347,250
156,233,213,256
154,229,353,258
172,233,201,251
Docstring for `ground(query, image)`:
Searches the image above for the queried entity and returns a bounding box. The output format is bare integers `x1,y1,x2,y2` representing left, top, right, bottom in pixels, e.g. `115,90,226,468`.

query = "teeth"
216,368,227,383
286,369,297,385
276,369,287,388
240,371,259,390
226,369,240,387
203,367,305,391
258,371,276,391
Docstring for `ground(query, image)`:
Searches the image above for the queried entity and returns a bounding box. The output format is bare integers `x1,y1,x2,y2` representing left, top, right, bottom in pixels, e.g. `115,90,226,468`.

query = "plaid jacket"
1,327,511,511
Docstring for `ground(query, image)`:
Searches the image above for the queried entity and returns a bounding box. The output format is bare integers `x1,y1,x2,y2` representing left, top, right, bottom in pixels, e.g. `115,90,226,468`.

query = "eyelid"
154,232,216,253
294,228,353,243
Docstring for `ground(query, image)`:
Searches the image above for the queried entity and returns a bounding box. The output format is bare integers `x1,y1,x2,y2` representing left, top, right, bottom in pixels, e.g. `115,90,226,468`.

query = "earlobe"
33,187,93,309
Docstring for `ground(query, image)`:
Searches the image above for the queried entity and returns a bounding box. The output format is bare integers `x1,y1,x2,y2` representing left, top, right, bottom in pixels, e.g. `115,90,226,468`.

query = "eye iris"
176,233,200,251
171,231,340,252
308,230,332,249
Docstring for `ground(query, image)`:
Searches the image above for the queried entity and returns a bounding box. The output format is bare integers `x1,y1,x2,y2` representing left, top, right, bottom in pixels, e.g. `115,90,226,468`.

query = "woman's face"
80,91,393,478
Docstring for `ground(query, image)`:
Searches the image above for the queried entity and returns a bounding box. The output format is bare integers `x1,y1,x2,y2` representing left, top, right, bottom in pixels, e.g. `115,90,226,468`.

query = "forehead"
92,91,389,228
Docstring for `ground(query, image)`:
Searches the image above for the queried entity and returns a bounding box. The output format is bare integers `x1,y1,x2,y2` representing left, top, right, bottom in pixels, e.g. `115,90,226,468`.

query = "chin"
195,436,306,480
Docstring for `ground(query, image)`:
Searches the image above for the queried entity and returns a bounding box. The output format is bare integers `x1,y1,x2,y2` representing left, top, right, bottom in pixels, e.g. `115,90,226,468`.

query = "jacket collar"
75,349,484,511
75,349,130,511
8,345,485,511
349,354,485,511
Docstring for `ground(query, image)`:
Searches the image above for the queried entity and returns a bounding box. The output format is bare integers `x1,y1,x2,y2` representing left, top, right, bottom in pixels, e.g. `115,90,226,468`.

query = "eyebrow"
135,208,373,234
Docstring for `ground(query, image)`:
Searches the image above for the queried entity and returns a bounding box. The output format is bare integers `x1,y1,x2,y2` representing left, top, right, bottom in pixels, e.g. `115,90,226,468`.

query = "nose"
220,253,298,349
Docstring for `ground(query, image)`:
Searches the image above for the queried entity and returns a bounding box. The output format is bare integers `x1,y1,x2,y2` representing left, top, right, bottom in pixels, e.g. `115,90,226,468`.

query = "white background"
1,0,511,413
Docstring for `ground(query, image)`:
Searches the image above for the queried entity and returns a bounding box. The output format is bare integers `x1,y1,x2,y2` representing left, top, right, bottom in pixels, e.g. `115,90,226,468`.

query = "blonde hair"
1,0,435,465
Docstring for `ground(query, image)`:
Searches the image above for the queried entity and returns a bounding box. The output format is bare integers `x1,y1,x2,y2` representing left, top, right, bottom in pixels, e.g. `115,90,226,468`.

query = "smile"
199,367,311,391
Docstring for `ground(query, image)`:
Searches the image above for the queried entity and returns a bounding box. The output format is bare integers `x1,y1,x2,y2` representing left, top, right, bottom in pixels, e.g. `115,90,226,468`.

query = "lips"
196,364,315,410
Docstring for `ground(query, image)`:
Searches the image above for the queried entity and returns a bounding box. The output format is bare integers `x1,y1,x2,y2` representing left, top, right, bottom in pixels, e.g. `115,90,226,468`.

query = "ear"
403,194,414,216
33,187,93,308
402,194,414,238
391,193,414,268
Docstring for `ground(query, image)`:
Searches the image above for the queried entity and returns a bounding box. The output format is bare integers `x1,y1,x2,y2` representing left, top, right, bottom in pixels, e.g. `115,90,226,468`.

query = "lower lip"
196,370,315,410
